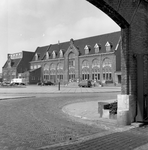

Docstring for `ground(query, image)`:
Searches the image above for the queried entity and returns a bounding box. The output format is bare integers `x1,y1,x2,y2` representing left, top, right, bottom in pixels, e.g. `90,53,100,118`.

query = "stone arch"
86,0,148,122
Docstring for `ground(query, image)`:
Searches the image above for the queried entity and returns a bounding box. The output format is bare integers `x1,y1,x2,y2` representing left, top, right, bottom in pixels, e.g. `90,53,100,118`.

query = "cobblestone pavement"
39,128,148,150
0,93,118,150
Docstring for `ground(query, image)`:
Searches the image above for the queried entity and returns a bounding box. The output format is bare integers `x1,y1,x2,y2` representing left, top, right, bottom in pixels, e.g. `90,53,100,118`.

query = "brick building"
2,51,34,84
29,31,121,85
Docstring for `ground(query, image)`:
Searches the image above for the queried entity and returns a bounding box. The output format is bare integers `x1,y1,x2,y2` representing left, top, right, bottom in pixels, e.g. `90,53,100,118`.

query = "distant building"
2,51,34,83
29,31,121,85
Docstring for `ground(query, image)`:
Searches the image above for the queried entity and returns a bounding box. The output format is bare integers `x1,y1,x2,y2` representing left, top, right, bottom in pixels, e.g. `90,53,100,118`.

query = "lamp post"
58,40,60,91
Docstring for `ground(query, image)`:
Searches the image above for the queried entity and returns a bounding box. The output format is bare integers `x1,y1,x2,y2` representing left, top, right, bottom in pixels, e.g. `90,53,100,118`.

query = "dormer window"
46,52,49,59
52,51,56,59
35,53,39,61
59,50,63,58
84,45,90,54
105,41,112,52
94,43,101,53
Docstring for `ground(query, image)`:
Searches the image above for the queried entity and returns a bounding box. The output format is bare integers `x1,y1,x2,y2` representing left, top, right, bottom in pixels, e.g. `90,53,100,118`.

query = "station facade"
29,31,121,85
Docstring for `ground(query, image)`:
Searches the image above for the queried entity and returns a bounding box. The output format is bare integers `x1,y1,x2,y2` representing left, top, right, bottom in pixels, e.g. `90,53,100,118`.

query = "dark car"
78,80,92,87
44,81,55,85
37,81,54,86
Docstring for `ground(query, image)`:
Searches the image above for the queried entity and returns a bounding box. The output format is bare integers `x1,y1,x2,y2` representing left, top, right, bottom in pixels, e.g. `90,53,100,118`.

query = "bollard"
58,81,60,91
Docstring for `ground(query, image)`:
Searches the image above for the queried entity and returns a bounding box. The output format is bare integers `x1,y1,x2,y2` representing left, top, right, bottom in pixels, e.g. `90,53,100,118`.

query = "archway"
87,0,148,122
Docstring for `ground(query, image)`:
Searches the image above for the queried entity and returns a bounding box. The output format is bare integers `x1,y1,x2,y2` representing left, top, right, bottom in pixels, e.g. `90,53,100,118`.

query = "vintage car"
78,80,92,87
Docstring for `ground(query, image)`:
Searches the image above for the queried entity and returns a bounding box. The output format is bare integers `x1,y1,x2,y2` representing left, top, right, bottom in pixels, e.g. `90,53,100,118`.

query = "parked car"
37,81,55,86
44,81,55,85
1,81,11,86
78,80,92,87
10,82,26,86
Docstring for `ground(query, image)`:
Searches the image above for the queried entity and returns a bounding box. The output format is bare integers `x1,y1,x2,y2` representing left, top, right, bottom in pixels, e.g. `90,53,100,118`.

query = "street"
0,87,118,150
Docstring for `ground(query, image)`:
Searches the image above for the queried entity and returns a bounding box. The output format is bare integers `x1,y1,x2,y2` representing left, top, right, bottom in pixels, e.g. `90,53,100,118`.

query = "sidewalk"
41,101,148,150
0,85,121,94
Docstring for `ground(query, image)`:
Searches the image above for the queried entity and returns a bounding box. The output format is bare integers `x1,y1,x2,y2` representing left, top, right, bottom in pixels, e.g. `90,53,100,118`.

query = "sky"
0,0,120,73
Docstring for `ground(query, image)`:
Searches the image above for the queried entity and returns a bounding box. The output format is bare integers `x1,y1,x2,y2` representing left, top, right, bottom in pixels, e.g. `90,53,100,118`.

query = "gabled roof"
74,31,120,55
32,45,50,61
3,58,21,69
49,31,120,57
32,31,120,61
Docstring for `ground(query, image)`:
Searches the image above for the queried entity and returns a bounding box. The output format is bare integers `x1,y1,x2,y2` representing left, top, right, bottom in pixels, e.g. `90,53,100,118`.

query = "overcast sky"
0,0,120,73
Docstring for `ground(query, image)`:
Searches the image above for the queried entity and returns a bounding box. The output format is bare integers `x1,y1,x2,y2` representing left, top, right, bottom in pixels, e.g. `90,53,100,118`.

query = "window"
57,63,63,70
50,63,56,82
69,70,75,81
94,43,101,53
38,65,41,68
69,53,75,59
52,51,56,59
102,68,112,81
34,65,37,69
57,63,63,81
92,59,100,68
30,65,33,70
92,69,100,81
105,41,112,52
46,52,49,59
59,50,63,58
102,58,112,68
82,70,89,80
84,45,90,54
43,64,49,81
50,63,56,70
35,53,39,61
82,60,89,68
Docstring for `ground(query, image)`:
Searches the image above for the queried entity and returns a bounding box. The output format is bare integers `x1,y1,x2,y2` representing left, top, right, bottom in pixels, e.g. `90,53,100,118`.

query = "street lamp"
58,41,60,91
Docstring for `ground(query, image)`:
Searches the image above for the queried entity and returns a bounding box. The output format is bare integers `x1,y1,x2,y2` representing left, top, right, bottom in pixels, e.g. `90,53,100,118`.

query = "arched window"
43,64,49,81
82,60,89,68
102,58,112,81
68,52,75,81
69,52,75,68
92,59,100,68
82,60,90,80
102,58,112,68
92,59,100,81
57,63,64,81
50,63,56,83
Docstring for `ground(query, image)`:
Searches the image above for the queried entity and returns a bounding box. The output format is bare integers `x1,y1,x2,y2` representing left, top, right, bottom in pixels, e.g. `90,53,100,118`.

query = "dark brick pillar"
121,28,130,95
